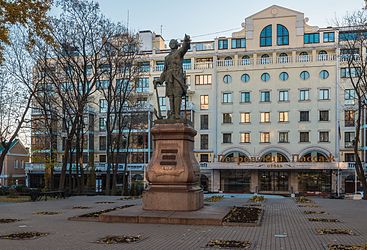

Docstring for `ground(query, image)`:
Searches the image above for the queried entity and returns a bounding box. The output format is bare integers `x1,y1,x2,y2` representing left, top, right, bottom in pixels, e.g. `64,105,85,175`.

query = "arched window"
260,54,271,64
320,70,329,79
223,75,232,84
260,25,272,47
298,51,310,62
318,50,328,61
242,55,250,65
261,73,270,82
278,52,289,63
241,74,250,83
277,24,289,45
300,71,310,80
279,72,289,81
224,56,233,66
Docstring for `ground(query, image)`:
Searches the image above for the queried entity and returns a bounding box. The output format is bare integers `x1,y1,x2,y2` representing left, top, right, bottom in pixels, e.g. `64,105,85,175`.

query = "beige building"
0,139,29,186
138,5,363,195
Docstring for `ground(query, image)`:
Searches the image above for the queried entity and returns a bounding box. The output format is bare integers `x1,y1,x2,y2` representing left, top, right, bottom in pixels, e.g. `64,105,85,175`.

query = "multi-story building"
138,5,365,195
28,5,365,195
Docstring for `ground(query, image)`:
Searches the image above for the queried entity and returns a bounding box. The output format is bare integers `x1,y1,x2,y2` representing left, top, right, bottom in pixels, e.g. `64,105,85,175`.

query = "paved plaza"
0,196,366,250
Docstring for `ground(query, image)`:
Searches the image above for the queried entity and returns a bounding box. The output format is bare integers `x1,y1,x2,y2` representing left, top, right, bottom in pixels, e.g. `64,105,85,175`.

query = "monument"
142,34,204,211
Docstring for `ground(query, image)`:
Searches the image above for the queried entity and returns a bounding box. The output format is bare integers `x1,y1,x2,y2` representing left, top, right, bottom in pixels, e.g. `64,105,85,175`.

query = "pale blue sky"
95,0,364,41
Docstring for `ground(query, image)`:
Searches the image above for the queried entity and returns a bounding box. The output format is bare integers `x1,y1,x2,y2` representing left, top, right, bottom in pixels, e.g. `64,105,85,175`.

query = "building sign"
217,154,335,165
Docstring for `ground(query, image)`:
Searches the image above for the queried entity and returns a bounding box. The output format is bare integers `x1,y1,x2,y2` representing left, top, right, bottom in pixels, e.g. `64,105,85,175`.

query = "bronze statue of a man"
154,34,191,120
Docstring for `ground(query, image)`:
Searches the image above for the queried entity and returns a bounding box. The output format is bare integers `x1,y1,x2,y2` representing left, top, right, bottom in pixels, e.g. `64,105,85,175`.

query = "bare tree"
336,10,367,199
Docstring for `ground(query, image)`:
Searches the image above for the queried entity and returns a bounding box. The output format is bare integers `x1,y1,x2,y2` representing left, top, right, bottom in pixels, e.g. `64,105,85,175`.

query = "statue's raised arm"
178,34,191,56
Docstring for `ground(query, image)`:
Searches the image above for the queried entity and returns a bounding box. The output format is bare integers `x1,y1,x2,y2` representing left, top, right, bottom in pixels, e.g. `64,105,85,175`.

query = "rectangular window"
300,111,310,122
96,80,110,90
99,99,108,113
231,38,246,49
345,132,355,148
200,95,209,110
260,132,270,143
341,67,361,78
300,132,310,142
299,89,310,101
222,93,232,103
223,133,232,143
223,113,232,124
99,155,106,163
240,112,250,123
319,110,329,121
260,112,270,123
344,89,356,105
345,110,355,127
279,111,289,122
345,153,355,162
279,132,289,143
195,75,212,85
319,89,330,100
99,117,106,131
323,32,335,43
136,78,149,92
260,91,270,102
99,136,106,151
279,90,289,102
240,132,250,143
240,92,251,103
200,134,208,150
200,114,209,130
218,39,228,50
319,131,329,142
304,33,320,44
200,154,209,162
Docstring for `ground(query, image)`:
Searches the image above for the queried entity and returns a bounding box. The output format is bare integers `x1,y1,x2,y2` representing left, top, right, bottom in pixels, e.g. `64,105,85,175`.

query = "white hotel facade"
137,5,366,195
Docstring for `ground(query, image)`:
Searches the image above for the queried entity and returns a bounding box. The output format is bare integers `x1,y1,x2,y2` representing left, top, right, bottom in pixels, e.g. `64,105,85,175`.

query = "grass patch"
0,196,30,203
295,196,313,203
0,232,48,240
204,196,224,202
249,195,265,203
206,240,251,249
328,244,367,250
95,235,142,244
304,211,326,215
316,228,353,235
33,211,60,215
308,218,339,222
223,206,262,224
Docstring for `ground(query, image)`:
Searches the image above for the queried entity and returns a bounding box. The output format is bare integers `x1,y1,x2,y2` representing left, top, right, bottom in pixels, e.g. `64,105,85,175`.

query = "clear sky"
95,0,365,41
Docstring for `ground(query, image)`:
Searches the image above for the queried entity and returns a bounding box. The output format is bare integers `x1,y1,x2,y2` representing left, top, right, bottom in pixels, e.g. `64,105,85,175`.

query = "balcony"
217,60,234,67
194,62,213,70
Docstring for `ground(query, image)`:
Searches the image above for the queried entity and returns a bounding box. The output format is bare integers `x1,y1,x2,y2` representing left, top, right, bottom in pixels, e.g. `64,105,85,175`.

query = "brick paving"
0,196,366,250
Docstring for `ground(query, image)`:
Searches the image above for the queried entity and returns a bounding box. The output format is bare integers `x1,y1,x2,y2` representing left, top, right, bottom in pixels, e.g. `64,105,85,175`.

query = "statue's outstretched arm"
178,34,191,56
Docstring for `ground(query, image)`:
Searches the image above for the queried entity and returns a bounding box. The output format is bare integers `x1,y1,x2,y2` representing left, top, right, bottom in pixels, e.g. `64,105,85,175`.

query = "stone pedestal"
143,122,203,211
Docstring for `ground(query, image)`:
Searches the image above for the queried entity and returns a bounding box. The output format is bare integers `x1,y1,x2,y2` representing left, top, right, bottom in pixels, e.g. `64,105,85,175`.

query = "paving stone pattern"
0,196,366,250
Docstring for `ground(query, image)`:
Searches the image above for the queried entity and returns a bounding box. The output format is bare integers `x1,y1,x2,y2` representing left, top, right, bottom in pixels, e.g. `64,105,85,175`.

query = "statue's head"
169,39,179,49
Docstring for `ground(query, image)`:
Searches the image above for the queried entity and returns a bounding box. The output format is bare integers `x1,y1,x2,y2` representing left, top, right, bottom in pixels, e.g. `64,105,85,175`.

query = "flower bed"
95,235,142,244
204,196,224,202
328,244,367,250
223,206,262,225
206,239,251,249
0,232,48,240
308,218,339,222
316,228,353,235
95,201,115,204
298,204,320,208
77,205,134,218
304,211,326,215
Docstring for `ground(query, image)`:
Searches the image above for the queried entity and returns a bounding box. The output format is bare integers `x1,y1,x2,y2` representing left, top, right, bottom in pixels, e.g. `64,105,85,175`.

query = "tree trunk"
355,101,367,199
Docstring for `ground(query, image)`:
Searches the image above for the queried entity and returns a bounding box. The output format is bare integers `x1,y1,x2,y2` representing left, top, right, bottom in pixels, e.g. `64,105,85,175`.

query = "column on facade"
212,170,220,192
289,171,299,193
250,170,258,193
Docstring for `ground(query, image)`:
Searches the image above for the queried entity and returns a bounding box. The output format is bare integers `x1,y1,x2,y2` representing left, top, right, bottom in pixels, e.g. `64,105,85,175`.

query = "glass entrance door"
259,171,289,192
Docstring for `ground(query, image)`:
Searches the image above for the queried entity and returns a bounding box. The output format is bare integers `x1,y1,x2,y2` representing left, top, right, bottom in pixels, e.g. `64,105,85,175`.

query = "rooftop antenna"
364,0,367,10
160,25,163,37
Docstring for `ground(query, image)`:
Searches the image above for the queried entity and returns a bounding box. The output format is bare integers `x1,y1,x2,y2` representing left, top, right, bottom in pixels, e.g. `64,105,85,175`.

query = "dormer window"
277,24,289,46
260,25,272,47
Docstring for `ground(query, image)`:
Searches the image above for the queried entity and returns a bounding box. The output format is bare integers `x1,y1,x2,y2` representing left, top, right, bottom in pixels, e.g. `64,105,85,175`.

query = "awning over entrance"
204,162,348,170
